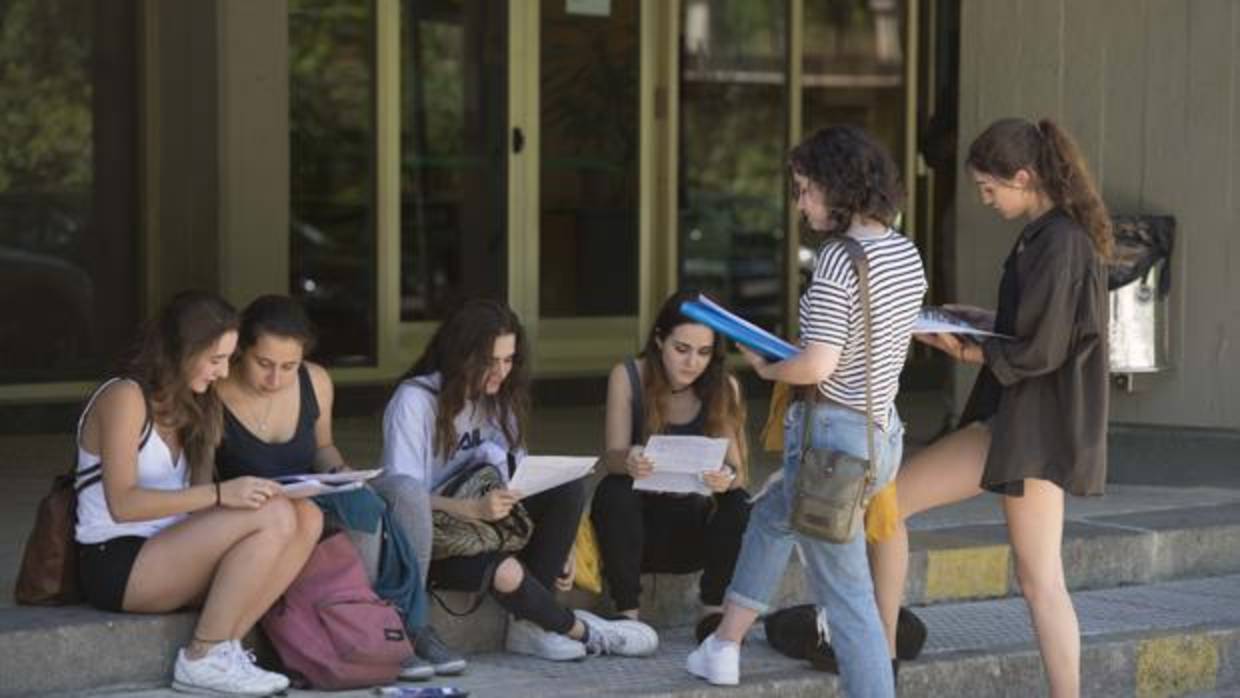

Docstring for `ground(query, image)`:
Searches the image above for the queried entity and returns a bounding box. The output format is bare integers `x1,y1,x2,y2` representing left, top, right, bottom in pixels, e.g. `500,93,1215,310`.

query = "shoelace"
583,621,625,656
231,642,270,681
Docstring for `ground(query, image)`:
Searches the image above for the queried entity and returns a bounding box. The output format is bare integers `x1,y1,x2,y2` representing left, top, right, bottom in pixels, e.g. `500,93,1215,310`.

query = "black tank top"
216,365,321,480
625,357,706,446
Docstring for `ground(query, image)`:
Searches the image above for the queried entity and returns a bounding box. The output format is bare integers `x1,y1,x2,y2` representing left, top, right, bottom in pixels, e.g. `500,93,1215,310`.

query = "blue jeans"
726,400,904,698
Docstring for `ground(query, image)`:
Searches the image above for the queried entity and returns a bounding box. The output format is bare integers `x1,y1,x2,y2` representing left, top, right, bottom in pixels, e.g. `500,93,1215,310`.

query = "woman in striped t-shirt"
686,126,926,697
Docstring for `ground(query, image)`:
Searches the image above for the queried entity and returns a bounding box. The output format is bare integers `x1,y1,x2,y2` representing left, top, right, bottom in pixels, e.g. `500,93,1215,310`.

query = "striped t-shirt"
798,230,927,428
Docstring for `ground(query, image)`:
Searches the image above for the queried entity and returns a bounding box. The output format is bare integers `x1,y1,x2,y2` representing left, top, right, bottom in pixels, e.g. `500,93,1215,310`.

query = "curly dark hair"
788,125,904,236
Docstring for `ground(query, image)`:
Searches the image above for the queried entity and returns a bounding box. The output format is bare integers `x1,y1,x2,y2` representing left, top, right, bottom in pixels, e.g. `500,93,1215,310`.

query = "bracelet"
214,481,221,507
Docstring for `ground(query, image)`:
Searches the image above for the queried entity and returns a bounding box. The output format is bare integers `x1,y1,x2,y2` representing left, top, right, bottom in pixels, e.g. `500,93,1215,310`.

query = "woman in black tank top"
591,290,751,641
215,295,468,679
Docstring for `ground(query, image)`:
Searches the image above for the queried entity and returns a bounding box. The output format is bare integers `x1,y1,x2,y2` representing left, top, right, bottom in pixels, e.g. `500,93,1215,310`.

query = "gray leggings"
369,473,435,588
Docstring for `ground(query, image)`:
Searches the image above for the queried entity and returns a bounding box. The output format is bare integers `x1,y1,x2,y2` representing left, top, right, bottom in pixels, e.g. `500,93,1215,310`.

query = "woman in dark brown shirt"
873,118,1111,698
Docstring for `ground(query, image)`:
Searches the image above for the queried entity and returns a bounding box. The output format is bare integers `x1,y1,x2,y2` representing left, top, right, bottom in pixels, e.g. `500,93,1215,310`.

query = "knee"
591,475,634,515
294,500,325,541
257,497,299,539
1015,560,1067,605
492,557,524,594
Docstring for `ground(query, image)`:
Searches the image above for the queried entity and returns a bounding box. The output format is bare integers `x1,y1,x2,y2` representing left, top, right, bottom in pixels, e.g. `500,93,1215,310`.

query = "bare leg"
122,498,303,654
1004,479,1078,698
871,423,990,655
714,600,760,644
230,498,322,634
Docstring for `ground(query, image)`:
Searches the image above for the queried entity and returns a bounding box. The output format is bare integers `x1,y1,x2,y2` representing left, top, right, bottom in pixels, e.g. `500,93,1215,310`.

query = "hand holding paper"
633,435,730,496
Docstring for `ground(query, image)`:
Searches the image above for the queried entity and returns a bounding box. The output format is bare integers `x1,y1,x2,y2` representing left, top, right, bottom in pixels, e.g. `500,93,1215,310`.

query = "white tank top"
75,378,189,544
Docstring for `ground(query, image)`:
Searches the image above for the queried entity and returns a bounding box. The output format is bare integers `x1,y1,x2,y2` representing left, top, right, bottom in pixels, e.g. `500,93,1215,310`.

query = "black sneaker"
414,625,467,675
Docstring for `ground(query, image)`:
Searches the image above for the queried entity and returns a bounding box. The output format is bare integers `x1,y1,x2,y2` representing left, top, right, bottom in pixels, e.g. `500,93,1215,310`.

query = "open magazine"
914,306,1012,339
679,295,798,361
274,468,381,499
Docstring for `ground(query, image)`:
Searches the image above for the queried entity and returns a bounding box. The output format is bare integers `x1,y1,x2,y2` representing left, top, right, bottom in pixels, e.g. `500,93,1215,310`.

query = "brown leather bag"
789,237,878,544
14,470,93,605
15,382,151,605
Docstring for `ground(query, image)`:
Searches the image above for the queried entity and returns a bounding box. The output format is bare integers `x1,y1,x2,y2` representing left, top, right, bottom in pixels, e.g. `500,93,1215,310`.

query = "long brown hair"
967,117,1113,258
125,290,238,479
639,290,749,483
402,299,530,459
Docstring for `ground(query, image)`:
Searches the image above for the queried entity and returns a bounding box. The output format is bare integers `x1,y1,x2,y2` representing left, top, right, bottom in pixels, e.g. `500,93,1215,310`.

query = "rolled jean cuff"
724,589,771,615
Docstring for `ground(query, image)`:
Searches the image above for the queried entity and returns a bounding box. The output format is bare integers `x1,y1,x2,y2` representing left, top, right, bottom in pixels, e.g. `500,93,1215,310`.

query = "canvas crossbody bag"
789,236,877,544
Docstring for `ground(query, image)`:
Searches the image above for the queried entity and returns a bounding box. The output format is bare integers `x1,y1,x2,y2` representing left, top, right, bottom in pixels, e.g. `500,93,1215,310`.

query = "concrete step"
4,493,1235,694
5,499,1240,695
47,573,1240,698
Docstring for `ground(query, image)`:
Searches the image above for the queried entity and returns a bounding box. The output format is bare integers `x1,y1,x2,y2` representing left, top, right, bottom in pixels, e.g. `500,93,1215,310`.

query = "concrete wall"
955,0,1240,430
142,0,288,311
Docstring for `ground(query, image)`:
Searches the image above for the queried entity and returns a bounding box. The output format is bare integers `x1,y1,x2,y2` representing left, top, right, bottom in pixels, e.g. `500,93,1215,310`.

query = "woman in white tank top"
74,291,323,696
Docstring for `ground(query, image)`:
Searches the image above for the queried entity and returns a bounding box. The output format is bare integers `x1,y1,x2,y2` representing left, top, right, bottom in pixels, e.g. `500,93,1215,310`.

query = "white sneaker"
229,641,290,694
172,641,279,696
574,610,659,657
686,633,740,686
505,618,586,661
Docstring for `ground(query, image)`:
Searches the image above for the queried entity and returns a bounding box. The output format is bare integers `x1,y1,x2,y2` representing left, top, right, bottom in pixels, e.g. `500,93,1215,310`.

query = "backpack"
431,461,534,560
261,532,414,689
15,380,152,605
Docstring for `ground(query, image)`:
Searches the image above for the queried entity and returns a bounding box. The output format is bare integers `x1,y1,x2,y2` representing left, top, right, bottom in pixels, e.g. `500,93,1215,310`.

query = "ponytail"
1034,119,1113,259
967,117,1114,259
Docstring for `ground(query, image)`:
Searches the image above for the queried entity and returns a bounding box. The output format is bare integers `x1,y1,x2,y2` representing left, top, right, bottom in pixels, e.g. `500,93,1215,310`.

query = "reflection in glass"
289,0,376,365
679,0,788,334
401,0,507,321
539,0,639,317
0,0,138,383
802,0,906,172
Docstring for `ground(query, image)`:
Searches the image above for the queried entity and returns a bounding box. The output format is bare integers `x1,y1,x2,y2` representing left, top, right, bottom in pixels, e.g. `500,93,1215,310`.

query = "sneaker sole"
432,658,469,675
171,680,275,697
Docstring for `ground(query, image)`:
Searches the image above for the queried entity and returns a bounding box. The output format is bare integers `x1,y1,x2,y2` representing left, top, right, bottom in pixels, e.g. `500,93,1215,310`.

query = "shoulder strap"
838,237,876,468
74,378,153,486
624,358,644,445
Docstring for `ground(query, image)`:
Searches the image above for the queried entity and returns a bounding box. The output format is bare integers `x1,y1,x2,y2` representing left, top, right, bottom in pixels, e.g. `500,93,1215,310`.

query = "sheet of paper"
280,479,365,499
273,468,381,486
507,456,597,499
913,307,1012,339
633,435,729,496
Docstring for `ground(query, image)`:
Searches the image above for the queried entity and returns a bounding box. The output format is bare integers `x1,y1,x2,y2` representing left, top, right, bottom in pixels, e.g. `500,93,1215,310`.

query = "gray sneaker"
414,625,468,675
398,653,435,681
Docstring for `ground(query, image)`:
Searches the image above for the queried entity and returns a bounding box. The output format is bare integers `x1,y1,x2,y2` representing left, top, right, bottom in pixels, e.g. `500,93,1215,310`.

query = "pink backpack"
261,532,414,689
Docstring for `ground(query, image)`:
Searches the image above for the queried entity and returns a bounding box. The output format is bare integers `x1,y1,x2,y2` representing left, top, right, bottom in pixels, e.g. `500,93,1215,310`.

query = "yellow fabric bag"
572,516,603,594
760,382,900,544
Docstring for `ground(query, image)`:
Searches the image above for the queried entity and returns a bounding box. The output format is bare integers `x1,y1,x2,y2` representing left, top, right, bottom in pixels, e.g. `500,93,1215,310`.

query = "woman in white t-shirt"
74,290,322,696
379,299,657,662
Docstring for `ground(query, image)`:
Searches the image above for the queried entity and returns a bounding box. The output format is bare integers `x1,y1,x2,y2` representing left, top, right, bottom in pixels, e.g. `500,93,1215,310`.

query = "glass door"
400,0,509,322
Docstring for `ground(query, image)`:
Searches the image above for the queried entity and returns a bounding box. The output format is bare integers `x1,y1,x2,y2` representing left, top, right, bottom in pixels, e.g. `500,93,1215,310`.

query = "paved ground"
56,573,1240,697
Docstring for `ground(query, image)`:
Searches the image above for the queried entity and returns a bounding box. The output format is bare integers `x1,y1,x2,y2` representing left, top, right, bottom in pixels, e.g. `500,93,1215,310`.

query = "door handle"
512,127,525,154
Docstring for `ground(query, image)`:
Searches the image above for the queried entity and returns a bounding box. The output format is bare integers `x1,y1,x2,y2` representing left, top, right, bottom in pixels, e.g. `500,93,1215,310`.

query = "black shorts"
78,536,147,612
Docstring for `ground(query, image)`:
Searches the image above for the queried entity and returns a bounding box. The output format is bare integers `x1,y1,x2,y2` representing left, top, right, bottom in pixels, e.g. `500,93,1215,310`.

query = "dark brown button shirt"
961,208,1110,497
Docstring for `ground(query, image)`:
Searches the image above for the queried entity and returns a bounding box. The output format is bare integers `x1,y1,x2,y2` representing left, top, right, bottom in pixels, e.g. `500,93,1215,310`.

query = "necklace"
250,393,275,433
670,384,692,395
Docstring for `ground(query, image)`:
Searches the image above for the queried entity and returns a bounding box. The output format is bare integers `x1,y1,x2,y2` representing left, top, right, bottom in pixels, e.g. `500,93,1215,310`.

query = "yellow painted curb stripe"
1136,634,1219,698
923,546,1010,601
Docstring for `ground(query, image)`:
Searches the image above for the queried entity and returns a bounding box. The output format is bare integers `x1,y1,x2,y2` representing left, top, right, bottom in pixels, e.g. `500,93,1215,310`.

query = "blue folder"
679,295,799,361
